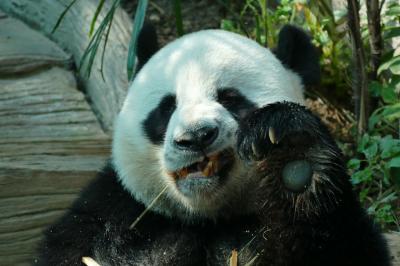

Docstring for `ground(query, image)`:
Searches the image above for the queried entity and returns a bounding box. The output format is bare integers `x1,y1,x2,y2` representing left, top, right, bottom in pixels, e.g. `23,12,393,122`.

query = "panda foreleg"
236,102,391,266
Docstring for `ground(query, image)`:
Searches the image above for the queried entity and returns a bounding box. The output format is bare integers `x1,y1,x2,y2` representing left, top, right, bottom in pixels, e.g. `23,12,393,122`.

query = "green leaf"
388,157,400,168
378,56,400,75
52,0,79,34
221,19,236,31
384,27,400,40
386,5,400,16
348,158,361,170
351,168,373,185
369,81,382,97
378,192,398,204
359,188,370,202
380,136,400,159
173,0,184,36
381,85,398,104
363,142,378,161
127,0,149,81
370,103,400,129
389,59,400,75
381,103,400,121
79,0,119,78
382,146,400,159
388,157,400,183
358,134,370,152
383,167,391,185
89,0,106,37
368,110,383,131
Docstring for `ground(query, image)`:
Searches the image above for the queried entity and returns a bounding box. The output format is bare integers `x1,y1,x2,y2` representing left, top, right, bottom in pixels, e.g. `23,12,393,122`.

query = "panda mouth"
170,149,234,180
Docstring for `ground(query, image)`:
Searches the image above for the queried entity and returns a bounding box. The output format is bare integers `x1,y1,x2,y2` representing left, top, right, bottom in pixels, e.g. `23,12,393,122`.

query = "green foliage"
220,0,350,95
348,1,400,230
53,0,149,81
173,0,184,36
79,0,120,79
52,0,121,78
348,134,400,229
219,0,290,47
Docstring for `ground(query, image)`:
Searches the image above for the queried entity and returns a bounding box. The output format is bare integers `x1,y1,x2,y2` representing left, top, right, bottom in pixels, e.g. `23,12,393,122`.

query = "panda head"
113,25,320,221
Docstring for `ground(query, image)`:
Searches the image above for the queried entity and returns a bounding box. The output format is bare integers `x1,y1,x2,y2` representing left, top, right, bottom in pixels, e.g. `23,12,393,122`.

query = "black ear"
136,23,159,73
274,25,320,86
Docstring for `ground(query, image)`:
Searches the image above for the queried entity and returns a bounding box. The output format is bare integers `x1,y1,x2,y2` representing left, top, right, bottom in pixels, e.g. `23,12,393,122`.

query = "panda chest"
132,221,265,265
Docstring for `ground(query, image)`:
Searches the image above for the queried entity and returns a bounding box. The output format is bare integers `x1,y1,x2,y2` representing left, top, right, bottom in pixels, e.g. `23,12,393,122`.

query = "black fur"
217,88,257,120
237,102,391,266
142,94,176,144
36,163,263,266
37,102,390,266
135,23,159,73
274,25,321,86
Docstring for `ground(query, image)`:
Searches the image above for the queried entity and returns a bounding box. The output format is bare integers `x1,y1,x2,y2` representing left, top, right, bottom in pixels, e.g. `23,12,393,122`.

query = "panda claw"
238,102,326,161
268,127,278,144
251,143,261,160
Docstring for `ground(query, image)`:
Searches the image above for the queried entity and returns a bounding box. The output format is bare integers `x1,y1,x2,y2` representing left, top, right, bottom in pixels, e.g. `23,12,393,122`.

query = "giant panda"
37,25,391,266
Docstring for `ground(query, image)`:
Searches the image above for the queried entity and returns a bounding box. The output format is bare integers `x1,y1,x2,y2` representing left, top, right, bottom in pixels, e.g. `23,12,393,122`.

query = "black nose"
174,126,219,150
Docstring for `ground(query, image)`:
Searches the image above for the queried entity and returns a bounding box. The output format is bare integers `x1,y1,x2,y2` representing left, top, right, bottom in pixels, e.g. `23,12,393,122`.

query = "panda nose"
174,126,219,151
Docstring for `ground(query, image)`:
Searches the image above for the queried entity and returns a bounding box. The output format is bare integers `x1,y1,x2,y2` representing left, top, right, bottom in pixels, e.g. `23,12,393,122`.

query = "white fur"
112,29,305,221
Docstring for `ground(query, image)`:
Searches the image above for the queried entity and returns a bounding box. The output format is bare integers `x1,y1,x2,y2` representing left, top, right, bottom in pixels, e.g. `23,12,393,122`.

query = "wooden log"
0,11,72,75
0,0,133,132
0,67,110,266
386,232,400,266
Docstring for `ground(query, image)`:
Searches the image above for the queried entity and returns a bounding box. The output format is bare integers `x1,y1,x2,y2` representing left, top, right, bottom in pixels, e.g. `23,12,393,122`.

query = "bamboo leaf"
100,8,115,81
52,0,79,34
89,0,106,37
173,0,184,36
79,0,120,78
127,0,148,81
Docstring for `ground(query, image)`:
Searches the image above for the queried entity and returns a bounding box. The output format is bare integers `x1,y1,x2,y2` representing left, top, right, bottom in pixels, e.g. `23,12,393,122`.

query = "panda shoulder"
69,163,142,219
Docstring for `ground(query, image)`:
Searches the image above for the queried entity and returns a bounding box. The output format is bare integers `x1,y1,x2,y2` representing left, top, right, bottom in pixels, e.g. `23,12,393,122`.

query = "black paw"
237,102,342,193
237,102,330,160
237,102,349,220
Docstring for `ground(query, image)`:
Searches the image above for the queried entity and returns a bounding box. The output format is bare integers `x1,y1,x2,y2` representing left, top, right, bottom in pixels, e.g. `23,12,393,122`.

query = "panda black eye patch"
142,94,176,144
217,88,256,120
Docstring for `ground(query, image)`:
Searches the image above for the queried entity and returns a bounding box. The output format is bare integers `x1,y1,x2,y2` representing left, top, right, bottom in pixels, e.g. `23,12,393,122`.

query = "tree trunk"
365,0,383,80
347,0,369,136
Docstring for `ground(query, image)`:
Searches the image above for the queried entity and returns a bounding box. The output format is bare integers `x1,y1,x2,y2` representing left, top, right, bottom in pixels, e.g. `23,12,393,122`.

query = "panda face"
113,29,305,220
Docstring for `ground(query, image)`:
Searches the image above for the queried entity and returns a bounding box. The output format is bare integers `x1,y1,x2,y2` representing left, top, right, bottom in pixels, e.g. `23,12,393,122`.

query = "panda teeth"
197,159,209,172
172,152,224,179
202,160,214,177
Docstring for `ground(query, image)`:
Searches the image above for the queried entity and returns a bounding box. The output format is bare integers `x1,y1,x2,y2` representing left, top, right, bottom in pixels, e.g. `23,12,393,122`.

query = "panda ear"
274,25,321,86
136,23,159,73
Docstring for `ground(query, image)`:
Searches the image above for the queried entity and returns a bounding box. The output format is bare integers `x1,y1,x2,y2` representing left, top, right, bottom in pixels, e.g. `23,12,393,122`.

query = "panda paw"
237,101,327,160
236,101,349,221
237,101,344,193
